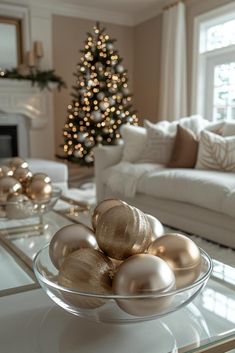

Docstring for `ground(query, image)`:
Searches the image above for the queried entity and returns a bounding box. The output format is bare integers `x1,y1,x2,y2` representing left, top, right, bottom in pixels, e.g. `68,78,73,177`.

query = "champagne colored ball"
13,167,33,188
147,233,201,288
113,254,175,316
32,172,51,184
7,157,28,171
6,194,33,219
49,223,98,269
58,248,114,308
0,166,13,177
145,214,164,241
95,204,152,260
26,179,52,201
0,176,22,203
92,198,124,231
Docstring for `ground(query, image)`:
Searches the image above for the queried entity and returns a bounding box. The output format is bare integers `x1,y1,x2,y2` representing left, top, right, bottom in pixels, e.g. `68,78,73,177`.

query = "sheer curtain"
159,1,187,121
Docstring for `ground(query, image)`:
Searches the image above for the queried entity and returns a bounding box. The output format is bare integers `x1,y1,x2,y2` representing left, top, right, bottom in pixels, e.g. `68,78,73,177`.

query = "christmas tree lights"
61,22,138,166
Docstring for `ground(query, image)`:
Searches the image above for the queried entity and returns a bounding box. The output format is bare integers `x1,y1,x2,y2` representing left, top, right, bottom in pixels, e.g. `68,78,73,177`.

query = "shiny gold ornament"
92,198,124,231
0,177,22,203
145,214,164,241
49,223,98,269
96,204,152,260
32,172,51,184
13,167,33,188
26,179,52,201
7,157,28,171
0,165,13,177
113,254,175,317
147,233,201,288
6,194,33,219
58,248,114,308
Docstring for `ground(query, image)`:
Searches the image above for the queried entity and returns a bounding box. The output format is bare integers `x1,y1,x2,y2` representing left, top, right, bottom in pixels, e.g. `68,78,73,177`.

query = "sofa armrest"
94,144,123,202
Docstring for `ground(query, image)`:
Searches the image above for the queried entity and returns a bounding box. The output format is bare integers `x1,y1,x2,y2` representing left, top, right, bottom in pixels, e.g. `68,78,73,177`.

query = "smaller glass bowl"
33,245,213,324
0,186,61,220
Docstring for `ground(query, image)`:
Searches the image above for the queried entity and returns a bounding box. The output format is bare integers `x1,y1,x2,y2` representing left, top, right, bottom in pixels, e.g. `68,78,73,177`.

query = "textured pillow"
139,120,175,164
223,122,235,137
196,130,235,172
120,125,147,163
167,125,199,168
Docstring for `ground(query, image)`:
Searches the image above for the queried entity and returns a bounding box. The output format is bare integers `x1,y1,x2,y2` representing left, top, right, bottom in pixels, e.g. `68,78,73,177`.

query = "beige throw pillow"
196,130,235,172
168,125,198,168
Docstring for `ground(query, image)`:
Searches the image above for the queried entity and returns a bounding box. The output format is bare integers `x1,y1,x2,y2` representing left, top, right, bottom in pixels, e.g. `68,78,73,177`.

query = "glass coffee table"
0,202,235,353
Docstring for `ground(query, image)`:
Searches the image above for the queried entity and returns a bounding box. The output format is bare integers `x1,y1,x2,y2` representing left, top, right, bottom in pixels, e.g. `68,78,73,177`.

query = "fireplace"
0,125,18,158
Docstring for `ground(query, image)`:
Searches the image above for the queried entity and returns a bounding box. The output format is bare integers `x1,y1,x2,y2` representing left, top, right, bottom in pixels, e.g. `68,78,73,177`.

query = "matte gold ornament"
0,176,22,203
7,157,28,171
147,233,201,288
145,214,164,241
49,223,98,269
26,179,52,201
95,204,152,260
58,248,114,308
92,198,124,230
113,254,175,317
0,166,13,177
13,167,33,188
6,194,33,219
32,172,51,184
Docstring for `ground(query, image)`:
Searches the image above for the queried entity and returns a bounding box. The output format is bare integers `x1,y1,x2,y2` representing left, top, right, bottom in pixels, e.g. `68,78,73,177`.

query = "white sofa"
94,118,235,249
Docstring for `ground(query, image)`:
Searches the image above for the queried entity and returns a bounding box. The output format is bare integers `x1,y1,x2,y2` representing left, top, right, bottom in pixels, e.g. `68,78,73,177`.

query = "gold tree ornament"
0,176,22,203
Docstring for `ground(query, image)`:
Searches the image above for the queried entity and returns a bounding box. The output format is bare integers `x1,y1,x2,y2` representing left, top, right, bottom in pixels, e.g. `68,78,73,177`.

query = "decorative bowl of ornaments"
0,157,61,220
34,199,213,324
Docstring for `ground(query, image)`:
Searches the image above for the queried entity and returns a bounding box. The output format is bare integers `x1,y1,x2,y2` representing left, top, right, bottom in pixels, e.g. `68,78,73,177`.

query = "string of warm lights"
62,22,138,166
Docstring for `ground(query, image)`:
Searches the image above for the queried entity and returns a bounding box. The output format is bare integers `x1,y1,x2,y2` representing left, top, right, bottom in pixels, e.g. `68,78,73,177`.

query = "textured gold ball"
0,166,13,177
0,176,22,203
26,179,52,201
58,248,114,308
95,204,152,260
49,224,98,269
145,214,164,241
7,157,28,171
32,172,51,184
92,198,124,230
147,233,201,288
113,254,175,316
13,167,33,188
6,194,33,219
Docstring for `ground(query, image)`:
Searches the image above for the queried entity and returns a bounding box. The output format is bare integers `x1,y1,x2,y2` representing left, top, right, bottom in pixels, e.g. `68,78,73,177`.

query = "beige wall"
52,16,134,156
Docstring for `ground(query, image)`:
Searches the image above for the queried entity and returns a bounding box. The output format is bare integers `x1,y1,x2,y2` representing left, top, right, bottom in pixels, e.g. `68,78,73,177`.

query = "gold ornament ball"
92,198,124,231
95,204,152,260
0,165,13,177
26,179,52,201
7,157,28,171
113,254,175,317
0,176,22,203
13,167,33,188
32,172,51,184
49,223,98,269
147,233,201,288
145,214,164,241
58,248,114,309
6,194,33,219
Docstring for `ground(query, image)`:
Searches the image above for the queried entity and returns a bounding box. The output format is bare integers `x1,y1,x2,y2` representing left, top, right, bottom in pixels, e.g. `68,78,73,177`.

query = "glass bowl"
33,244,213,324
0,186,61,220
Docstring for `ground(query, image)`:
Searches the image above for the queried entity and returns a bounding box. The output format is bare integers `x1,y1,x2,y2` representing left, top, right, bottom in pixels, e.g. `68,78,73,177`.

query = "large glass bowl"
0,186,61,220
33,244,213,324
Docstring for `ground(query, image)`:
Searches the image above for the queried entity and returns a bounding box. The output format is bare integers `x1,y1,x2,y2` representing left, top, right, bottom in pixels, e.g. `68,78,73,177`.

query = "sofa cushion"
136,168,235,217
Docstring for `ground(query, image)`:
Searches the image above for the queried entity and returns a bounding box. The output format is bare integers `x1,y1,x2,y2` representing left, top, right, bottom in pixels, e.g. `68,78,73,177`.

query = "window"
192,3,235,122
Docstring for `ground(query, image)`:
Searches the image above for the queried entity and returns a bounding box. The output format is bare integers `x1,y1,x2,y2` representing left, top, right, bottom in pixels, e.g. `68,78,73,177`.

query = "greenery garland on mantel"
0,68,66,91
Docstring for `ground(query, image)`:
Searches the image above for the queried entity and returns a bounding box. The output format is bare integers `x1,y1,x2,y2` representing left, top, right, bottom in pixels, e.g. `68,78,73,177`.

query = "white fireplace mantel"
0,79,52,129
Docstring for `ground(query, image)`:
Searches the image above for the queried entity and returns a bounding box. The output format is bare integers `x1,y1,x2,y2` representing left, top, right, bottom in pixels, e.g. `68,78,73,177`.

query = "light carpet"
66,182,235,268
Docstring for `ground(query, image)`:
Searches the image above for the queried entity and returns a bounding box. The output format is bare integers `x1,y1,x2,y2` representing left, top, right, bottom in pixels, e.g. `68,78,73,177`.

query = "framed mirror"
0,16,23,70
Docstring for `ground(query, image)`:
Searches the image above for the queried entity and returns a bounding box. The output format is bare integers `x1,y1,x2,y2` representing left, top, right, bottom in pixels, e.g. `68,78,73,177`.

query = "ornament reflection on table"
34,198,212,323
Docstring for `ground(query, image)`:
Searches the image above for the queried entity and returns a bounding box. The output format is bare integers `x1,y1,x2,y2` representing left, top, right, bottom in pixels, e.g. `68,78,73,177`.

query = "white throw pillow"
120,124,147,163
196,130,235,172
223,122,235,137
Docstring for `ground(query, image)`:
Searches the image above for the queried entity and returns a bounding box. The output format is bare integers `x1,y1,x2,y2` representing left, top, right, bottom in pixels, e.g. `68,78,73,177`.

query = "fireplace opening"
0,125,18,158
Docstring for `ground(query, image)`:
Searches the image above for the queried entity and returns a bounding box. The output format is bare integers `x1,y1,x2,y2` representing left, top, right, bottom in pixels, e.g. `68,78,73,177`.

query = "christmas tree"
62,22,138,166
